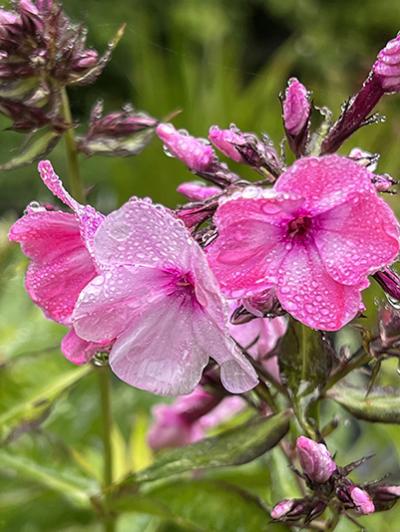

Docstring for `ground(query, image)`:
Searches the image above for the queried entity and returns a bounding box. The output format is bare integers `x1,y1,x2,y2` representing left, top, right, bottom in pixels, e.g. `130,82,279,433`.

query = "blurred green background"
1,1,400,530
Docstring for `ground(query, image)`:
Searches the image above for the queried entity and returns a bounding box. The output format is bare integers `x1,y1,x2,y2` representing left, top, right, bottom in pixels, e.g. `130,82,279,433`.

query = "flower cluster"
271,436,400,524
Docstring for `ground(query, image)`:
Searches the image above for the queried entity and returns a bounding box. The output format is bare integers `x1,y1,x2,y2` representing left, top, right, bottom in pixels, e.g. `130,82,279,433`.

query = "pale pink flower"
9,161,105,363
296,436,337,484
72,198,258,396
207,155,400,330
148,386,244,450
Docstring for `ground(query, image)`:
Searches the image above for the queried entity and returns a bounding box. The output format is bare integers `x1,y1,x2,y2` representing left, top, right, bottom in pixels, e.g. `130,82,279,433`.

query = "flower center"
288,215,312,238
162,267,199,307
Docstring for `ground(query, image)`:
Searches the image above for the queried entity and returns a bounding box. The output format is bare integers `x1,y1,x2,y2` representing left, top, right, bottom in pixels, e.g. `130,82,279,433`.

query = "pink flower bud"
349,147,379,172
0,8,19,26
177,181,220,201
156,123,215,173
282,78,311,137
373,35,400,93
372,173,396,192
296,436,337,483
271,499,295,519
208,125,244,163
73,49,99,70
350,486,375,514
374,267,400,301
367,484,400,512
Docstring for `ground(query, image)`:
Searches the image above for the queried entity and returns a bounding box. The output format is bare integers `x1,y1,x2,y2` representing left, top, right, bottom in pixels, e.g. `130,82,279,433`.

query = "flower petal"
207,194,298,297
315,192,400,286
109,297,211,396
92,198,192,270
277,243,362,330
73,265,166,343
61,328,105,365
274,155,375,214
9,211,96,324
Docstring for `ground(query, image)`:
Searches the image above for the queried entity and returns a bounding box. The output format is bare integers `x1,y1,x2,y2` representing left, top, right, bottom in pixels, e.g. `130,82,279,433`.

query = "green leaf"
0,450,94,508
327,383,400,423
0,353,91,443
0,128,61,171
119,410,290,486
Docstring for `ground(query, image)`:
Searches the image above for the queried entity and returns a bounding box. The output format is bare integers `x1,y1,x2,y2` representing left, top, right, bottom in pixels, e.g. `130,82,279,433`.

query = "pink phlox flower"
207,155,400,330
148,386,244,450
72,198,258,396
9,161,106,364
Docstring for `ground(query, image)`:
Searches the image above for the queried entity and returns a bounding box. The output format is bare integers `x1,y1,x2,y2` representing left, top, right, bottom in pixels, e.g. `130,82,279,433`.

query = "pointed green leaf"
0,450,94,508
0,128,61,171
0,353,91,442
119,410,290,486
327,383,400,423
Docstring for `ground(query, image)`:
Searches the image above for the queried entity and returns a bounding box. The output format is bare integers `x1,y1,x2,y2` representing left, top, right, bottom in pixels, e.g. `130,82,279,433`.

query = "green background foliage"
1,1,400,530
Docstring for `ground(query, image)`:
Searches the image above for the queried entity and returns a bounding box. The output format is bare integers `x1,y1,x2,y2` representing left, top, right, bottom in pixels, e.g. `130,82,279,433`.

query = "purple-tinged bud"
241,289,286,319
176,200,218,230
73,49,99,71
271,499,295,520
350,486,375,514
0,8,19,27
18,0,43,34
367,484,400,512
373,35,400,93
296,436,337,484
349,147,379,172
271,498,326,523
209,123,284,178
283,78,311,136
177,181,221,201
157,123,215,173
374,267,400,302
208,125,244,163
373,173,397,192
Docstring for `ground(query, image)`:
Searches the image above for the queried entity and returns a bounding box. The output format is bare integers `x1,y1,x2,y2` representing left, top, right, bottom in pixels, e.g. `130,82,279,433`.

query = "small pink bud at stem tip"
283,77,311,136
373,34,400,93
296,436,337,483
350,487,375,514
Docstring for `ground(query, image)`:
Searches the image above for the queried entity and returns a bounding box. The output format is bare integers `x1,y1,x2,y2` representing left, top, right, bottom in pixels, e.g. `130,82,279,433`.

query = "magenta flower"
148,386,244,450
72,198,258,396
296,436,337,484
9,161,105,363
207,155,399,330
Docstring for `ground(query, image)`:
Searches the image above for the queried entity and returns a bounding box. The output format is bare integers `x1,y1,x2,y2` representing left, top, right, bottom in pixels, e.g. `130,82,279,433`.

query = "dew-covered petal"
9,210,96,325
315,192,400,286
207,194,299,297
109,297,211,396
38,160,104,255
73,265,167,343
274,155,375,215
192,310,258,393
93,198,193,269
61,328,106,365
277,243,362,330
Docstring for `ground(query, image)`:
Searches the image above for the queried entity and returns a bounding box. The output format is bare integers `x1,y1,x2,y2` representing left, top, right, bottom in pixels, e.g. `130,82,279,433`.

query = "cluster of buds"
77,101,158,157
271,436,400,525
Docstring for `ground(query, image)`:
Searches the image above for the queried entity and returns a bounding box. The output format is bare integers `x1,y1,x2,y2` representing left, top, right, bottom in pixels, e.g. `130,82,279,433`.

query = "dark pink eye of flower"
288,215,313,238
162,268,199,306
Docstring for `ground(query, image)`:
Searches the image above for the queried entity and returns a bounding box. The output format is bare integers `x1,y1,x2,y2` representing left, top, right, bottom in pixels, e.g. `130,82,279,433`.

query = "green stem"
322,347,371,394
98,366,115,532
60,86,86,203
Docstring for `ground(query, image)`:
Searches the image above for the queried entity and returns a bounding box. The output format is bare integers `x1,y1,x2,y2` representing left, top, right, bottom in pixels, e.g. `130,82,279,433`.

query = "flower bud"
177,181,220,201
372,173,396,192
349,147,379,172
72,49,99,71
208,125,245,163
350,486,375,514
209,124,283,178
241,289,285,319
271,498,326,523
176,200,218,229
367,484,400,512
374,267,400,301
271,499,295,520
373,35,400,93
296,436,337,484
157,123,216,173
283,78,311,136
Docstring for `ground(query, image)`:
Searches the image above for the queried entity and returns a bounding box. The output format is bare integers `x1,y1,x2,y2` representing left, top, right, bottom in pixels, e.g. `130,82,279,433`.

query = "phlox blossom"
207,155,400,330
72,198,258,396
